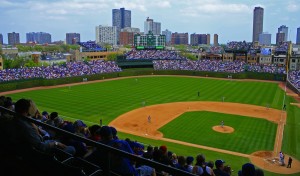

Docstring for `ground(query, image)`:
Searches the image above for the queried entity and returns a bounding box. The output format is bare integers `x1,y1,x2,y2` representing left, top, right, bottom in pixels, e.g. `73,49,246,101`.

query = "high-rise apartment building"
0,33,3,45
95,25,117,46
26,32,51,44
276,32,285,45
112,8,131,45
112,8,131,29
66,33,80,45
199,34,207,45
162,29,172,45
171,33,188,45
214,34,219,46
278,25,288,42
259,32,271,46
297,27,300,45
144,17,161,35
190,34,210,45
252,7,264,43
207,34,211,45
190,34,199,46
8,32,20,46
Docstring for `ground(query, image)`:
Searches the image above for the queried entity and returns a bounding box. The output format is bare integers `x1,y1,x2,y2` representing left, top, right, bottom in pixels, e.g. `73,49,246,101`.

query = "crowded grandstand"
0,60,122,81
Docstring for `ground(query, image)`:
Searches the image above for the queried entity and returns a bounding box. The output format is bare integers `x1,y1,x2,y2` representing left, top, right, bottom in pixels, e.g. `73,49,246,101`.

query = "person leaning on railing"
14,98,76,155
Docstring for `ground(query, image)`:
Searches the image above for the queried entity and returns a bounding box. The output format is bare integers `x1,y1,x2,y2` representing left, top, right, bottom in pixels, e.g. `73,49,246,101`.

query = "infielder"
148,115,151,123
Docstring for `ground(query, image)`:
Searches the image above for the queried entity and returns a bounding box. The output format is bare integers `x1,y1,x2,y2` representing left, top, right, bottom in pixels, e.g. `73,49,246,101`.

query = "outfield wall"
0,70,286,92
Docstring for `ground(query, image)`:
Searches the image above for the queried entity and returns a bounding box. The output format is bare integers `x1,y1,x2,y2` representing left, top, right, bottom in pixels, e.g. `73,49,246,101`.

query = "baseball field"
3,76,300,176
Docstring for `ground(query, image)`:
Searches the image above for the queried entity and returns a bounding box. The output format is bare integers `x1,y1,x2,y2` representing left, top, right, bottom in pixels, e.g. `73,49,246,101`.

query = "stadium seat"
62,157,103,176
54,147,73,162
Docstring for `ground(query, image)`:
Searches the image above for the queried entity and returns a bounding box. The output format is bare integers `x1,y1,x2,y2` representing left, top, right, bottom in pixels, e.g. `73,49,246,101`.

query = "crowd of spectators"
288,70,300,90
125,49,187,60
207,46,223,54
247,63,286,74
276,42,289,52
1,96,267,176
226,41,252,51
78,41,105,52
153,59,286,74
41,52,67,60
0,60,122,82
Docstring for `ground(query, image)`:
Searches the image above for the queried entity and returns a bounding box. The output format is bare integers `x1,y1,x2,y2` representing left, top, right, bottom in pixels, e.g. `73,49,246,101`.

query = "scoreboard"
134,31,166,50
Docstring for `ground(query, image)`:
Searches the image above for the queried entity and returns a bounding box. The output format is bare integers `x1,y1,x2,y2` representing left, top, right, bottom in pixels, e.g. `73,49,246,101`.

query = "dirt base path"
110,102,300,174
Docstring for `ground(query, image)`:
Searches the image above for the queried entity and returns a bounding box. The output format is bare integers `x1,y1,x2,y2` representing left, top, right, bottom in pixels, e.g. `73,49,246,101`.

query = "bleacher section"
78,41,106,52
288,70,300,91
0,60,122,82
125,49,187,60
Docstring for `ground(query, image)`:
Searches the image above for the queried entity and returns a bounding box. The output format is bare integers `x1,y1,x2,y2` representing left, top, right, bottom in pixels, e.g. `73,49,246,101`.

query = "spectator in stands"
73,120,89,137
185,156,194,173
14,98,76,155
136,165,156,176
255,169,264,176
159,145,172,166
110,126,119,140
46,112,58,126
171,153,178,166
207,161,214,169
3,97,14,111
54,117,64,128
213,159,229,176
223,165,232,175
192,154,214,175
86,125,137,175
143,145,154,160
238,163,256,176
175,156,187,172
88,124,101,141
41,111,49,122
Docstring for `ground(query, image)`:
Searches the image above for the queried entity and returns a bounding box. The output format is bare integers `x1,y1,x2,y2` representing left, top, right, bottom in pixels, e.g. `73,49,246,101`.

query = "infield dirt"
110,101,300,174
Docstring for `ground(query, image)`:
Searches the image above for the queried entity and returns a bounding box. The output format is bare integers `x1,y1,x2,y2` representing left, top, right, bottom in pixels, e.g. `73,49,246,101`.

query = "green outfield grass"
159,111,277,154
6,76,284,125
4,76,300,175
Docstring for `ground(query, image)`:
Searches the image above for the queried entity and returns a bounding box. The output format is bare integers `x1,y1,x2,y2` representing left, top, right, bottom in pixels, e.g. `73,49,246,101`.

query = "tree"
24,59,38,68
3,58,13,69
106,52,121,61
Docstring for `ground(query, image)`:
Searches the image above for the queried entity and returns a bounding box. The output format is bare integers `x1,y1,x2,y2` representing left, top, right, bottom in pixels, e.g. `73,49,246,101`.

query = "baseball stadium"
1,41,300,176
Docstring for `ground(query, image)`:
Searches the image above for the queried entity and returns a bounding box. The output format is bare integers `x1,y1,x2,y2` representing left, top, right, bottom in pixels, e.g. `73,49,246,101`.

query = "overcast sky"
0,0,299,44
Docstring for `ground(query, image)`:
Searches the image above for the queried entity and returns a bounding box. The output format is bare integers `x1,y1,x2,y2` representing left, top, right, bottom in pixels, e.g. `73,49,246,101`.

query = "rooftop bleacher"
78,41,106,52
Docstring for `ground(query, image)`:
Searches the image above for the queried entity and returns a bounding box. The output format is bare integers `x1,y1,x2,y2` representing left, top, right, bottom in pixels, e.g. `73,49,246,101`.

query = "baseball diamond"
2,76,300,175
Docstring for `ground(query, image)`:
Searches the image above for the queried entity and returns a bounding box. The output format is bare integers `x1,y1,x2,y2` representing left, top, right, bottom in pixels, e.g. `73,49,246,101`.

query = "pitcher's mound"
212,125,234,133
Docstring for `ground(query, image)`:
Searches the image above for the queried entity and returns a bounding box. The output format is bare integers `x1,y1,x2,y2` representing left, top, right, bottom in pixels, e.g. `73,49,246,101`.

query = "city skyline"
0,0,299,44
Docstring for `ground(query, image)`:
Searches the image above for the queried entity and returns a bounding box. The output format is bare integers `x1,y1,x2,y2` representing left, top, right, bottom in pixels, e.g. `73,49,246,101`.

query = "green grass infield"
159,111,277,154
